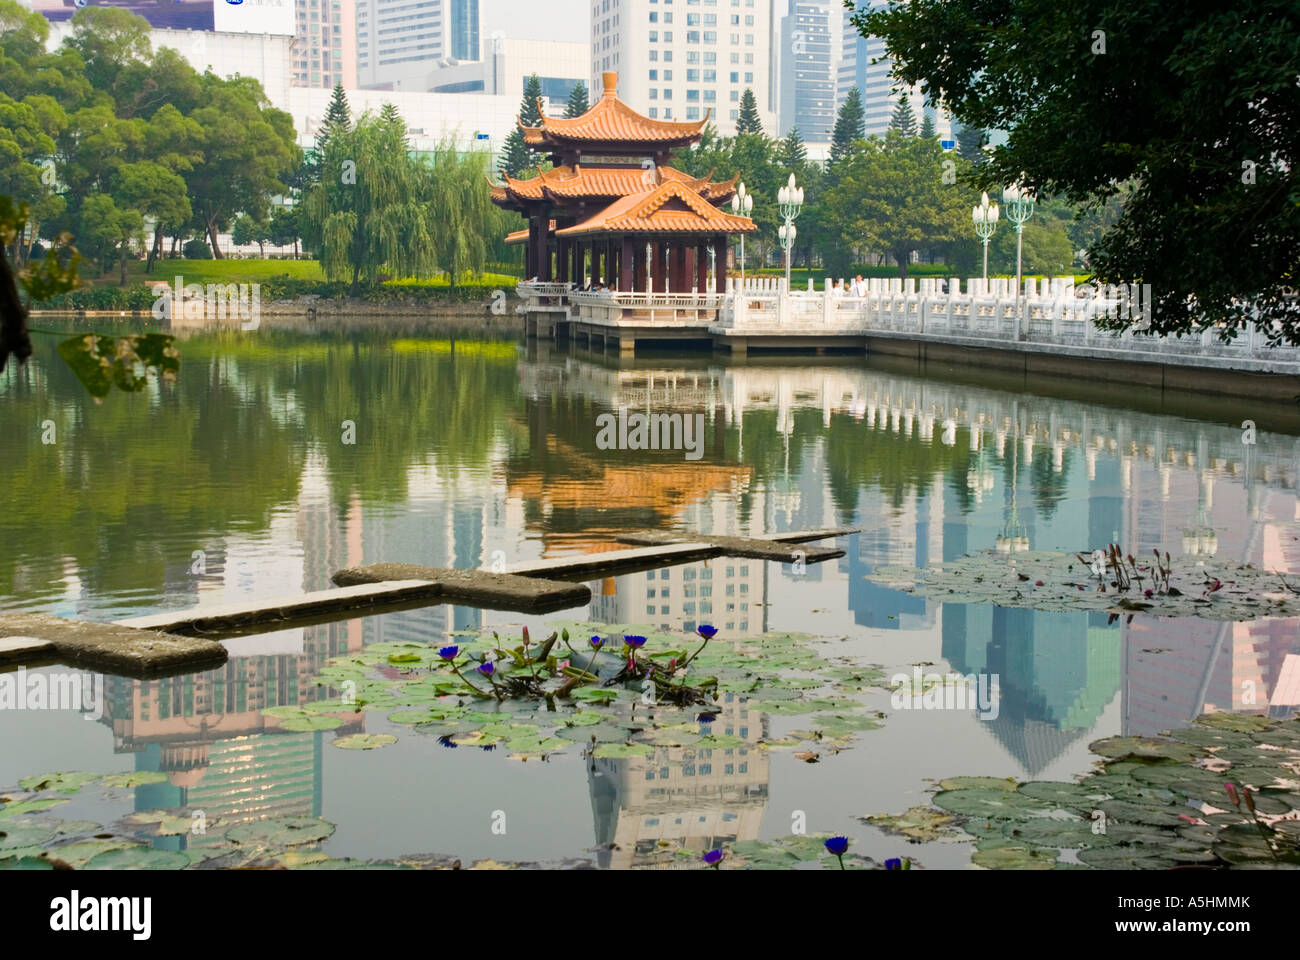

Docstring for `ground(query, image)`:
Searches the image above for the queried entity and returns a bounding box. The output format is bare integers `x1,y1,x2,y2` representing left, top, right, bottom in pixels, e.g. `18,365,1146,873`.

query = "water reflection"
3,325,1300,863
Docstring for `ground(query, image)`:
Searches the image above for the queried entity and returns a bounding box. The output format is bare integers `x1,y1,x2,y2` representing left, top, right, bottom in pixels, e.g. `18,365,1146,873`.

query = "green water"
2,323,1298,868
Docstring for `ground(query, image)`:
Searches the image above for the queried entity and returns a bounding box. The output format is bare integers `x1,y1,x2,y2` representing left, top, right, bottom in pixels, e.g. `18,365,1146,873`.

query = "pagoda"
492,72,755,293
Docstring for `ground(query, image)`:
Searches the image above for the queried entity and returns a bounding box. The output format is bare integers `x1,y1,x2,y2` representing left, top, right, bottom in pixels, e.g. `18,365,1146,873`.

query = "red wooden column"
652,242,665,292
673,244,687,293
714,235,727,293
696,240,708,292
633,240,647,291
620,237,635,291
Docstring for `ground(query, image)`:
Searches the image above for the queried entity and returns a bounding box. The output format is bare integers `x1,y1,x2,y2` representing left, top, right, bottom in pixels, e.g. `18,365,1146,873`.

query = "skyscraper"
837,1,945,140
293,0,356,89
591,0,776,136
778,0,835,142
355,0,483,89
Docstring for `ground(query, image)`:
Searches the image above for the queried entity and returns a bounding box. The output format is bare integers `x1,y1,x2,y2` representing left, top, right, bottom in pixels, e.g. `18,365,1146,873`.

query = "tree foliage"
829,86,865,169
564,80,589,118
854,0,1300,339
736,88,763,134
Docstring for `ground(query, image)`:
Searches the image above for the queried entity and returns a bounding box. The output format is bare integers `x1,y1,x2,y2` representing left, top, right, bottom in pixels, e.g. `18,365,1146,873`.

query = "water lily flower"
438,646,460,660
624,635,647,648
824,836,849,855
477,661,495,677
703,849,724,868
1225,782,1240,807
697,713,716,724
1034,580,1043,587
697,624,718,638
1144,589,1154,598
825,835,850,869
884,857,909,870
590,635,605,649
522,625,531,645
437,735,457,749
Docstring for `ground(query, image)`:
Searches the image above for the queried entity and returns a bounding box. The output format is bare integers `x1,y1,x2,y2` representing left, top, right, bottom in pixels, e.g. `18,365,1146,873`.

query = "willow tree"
302,110,437,293
423,143,493,291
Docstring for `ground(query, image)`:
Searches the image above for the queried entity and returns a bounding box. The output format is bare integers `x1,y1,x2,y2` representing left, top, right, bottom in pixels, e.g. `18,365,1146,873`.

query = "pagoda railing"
516,280,573,309
568,290,727,325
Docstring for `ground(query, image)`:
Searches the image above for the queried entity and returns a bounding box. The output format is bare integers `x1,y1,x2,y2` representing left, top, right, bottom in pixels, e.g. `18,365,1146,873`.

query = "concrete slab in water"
615,531,845,563
119,580,446,636
331,565,592,613
0,613,227,678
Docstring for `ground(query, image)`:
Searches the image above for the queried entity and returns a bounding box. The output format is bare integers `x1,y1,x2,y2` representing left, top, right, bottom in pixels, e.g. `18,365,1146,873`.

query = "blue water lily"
697,624,718,638
438,645,460,660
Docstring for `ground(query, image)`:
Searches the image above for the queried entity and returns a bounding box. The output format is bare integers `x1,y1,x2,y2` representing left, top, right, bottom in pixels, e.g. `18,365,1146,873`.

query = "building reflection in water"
587,694,770,869
83,349,1300,852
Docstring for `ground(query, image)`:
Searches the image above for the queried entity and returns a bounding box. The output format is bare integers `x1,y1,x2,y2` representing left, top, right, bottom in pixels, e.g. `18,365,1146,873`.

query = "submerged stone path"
0,528,854,677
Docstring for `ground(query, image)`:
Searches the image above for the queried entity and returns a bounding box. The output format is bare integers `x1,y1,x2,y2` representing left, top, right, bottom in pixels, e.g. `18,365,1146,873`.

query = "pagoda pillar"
714,235,727,293
652,242,666,293
696,240,708,293
620,237,635,292
673,245,687,293
633,240,647,292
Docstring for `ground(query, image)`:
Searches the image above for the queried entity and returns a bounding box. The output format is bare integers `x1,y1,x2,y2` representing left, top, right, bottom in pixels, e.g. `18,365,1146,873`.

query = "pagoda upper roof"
556,179,756,238
518,72,709,149
492,163,738,207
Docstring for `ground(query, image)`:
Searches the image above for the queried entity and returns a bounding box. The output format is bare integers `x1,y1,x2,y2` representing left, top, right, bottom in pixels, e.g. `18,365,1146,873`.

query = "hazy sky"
482,0,589,44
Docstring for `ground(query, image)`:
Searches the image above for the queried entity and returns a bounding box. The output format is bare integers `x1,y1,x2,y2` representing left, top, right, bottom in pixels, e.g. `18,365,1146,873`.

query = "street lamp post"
1003,181,1035,336
730,181,753,287
972,192,999,282
777,173,804,291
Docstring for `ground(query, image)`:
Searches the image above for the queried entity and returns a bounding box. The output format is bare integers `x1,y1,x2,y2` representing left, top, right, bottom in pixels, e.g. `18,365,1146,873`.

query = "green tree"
78,192,142,284
822,131,972,278
231,209,271,256
889,93,917,137
854,0,1300,338
736,88,763,134
186,74,299,259
268,204,301,258
425,144,493,290
302,111,438,293
955,122,987,166
829,87,865,169
919,109,936,141
776,125,807,173
498,74,544,179
564,80,589,118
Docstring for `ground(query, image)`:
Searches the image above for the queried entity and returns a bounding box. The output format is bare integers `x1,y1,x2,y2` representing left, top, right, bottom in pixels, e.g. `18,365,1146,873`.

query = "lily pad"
332,734,397,750
17,772,101,794
85,847,193,870
100,771,170,789
227,817,335,848
592,743,654,759
864,806,959,843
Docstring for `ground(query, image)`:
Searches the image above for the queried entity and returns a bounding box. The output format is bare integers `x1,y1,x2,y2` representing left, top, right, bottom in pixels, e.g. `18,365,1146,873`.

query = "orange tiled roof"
556,180,756,237
521,72,709,146
495,163,736,206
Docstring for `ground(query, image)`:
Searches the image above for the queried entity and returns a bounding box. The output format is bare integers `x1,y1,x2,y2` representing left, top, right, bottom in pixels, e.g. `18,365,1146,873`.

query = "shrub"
182,239,212,260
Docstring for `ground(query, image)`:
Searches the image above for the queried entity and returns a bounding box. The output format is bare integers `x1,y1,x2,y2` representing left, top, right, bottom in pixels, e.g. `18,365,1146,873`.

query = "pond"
2,323,1298,869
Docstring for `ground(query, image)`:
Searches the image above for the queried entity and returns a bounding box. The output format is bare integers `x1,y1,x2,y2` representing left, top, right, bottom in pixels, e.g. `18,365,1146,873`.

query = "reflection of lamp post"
777,173,804,290
1003,181,1035,334
730,182,753,286
972,192,999,282
996,408,1030,553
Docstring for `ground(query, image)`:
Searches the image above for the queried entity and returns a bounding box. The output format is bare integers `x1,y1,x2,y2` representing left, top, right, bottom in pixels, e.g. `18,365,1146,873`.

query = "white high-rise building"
837,1,948,141
778,0,835,143
590,0,776,136
355,0,482,89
